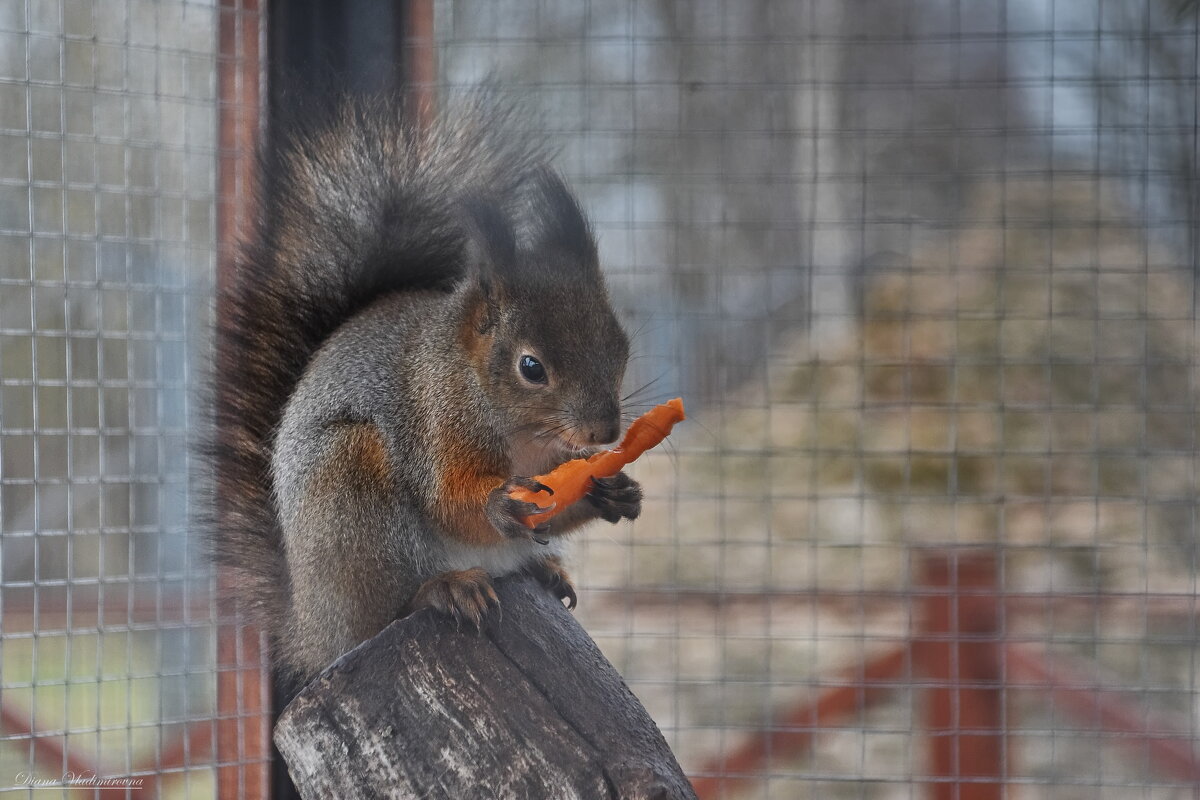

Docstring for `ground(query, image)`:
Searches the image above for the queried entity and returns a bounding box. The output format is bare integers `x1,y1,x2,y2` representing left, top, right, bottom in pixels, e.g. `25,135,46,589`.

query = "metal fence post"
919,551,1007,800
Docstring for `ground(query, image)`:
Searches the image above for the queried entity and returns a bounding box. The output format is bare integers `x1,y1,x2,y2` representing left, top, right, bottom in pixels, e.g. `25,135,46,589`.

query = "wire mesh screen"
0,0,220,796
2,0,1199,798
434,0,1200,796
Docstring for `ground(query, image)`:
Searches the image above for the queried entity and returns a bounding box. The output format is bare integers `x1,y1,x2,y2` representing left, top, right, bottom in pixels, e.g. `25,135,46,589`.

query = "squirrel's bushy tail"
207,92,544,636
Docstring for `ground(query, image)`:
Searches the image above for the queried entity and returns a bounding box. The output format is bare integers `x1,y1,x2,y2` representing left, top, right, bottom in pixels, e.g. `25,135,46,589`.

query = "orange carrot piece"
509,397,686,527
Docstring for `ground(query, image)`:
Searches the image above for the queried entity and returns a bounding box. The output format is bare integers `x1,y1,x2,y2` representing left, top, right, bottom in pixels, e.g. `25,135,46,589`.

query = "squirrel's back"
208,94,548,627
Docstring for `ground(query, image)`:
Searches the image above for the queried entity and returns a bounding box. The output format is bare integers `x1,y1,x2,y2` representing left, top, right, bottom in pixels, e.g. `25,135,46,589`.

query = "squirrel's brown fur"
207,93,640,687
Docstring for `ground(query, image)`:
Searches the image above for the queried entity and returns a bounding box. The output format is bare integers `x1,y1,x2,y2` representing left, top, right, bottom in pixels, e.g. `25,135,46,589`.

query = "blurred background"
1,0,1198,797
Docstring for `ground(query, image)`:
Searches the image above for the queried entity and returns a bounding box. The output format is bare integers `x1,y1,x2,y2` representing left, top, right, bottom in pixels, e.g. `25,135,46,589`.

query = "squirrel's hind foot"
410,567,500,631
525,556,578,610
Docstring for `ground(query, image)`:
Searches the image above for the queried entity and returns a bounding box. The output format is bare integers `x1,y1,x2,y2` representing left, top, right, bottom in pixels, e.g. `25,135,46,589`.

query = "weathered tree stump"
274,574,698,800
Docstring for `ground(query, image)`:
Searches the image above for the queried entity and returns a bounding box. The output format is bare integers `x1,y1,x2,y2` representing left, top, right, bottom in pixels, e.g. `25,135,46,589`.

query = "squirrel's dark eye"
518,354,547,384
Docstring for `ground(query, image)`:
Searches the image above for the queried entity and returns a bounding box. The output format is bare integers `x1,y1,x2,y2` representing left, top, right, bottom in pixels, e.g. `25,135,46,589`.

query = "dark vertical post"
216,1,268,798
918,551,1007,800
252,3,432,797
266,0,412,120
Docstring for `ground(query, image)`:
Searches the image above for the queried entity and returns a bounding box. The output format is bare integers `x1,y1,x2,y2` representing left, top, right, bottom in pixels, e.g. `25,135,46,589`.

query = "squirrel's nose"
586,423,620,447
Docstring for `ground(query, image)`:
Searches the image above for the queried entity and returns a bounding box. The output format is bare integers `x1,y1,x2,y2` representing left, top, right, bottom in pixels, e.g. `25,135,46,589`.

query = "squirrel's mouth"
555,441,594,459
549,431,597,459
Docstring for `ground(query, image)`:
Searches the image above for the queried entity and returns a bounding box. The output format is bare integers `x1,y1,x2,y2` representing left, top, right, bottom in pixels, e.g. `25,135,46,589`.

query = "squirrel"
209,94,642,687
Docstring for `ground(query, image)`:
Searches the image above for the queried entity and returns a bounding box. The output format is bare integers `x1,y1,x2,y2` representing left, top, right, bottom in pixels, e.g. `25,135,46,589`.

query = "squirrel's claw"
531,522,552,546
487,479,556,542
511,477,554,496
410,567,499,632
525,557,578,610
533,518,553,538
586,472,643,524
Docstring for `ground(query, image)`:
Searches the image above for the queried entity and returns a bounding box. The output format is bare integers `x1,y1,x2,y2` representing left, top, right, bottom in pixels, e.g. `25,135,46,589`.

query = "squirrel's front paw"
486,477,555,543
410,567,499,631
586,471,643,524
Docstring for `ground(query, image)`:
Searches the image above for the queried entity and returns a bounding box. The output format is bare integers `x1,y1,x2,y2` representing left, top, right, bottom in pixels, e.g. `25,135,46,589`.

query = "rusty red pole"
690,646,909,799
0,707,95,799
918,551,1008,800
404,0,437,130
216,1,269,798
1007,645,1200,784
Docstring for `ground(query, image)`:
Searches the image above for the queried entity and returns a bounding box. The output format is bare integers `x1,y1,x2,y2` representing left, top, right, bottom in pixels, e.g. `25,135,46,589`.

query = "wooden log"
274,574,698,800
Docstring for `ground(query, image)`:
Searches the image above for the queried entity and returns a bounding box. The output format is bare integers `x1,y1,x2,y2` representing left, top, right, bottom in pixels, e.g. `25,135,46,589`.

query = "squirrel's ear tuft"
519,167,598,267
459,197,515,331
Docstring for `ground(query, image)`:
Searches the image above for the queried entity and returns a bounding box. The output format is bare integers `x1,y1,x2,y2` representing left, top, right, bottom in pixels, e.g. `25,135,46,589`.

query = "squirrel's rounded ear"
460,197,515,280
458,197,515,331
518,166,598,267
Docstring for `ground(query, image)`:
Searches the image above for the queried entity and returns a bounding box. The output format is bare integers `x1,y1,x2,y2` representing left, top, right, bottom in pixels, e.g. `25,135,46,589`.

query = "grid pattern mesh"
2,1,1200,798
434,0,1200,796
0,0,217,796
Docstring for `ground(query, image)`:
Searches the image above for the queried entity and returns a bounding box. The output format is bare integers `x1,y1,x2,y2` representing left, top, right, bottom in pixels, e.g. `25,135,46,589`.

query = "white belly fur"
438,536,566,576
435,433,576,576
